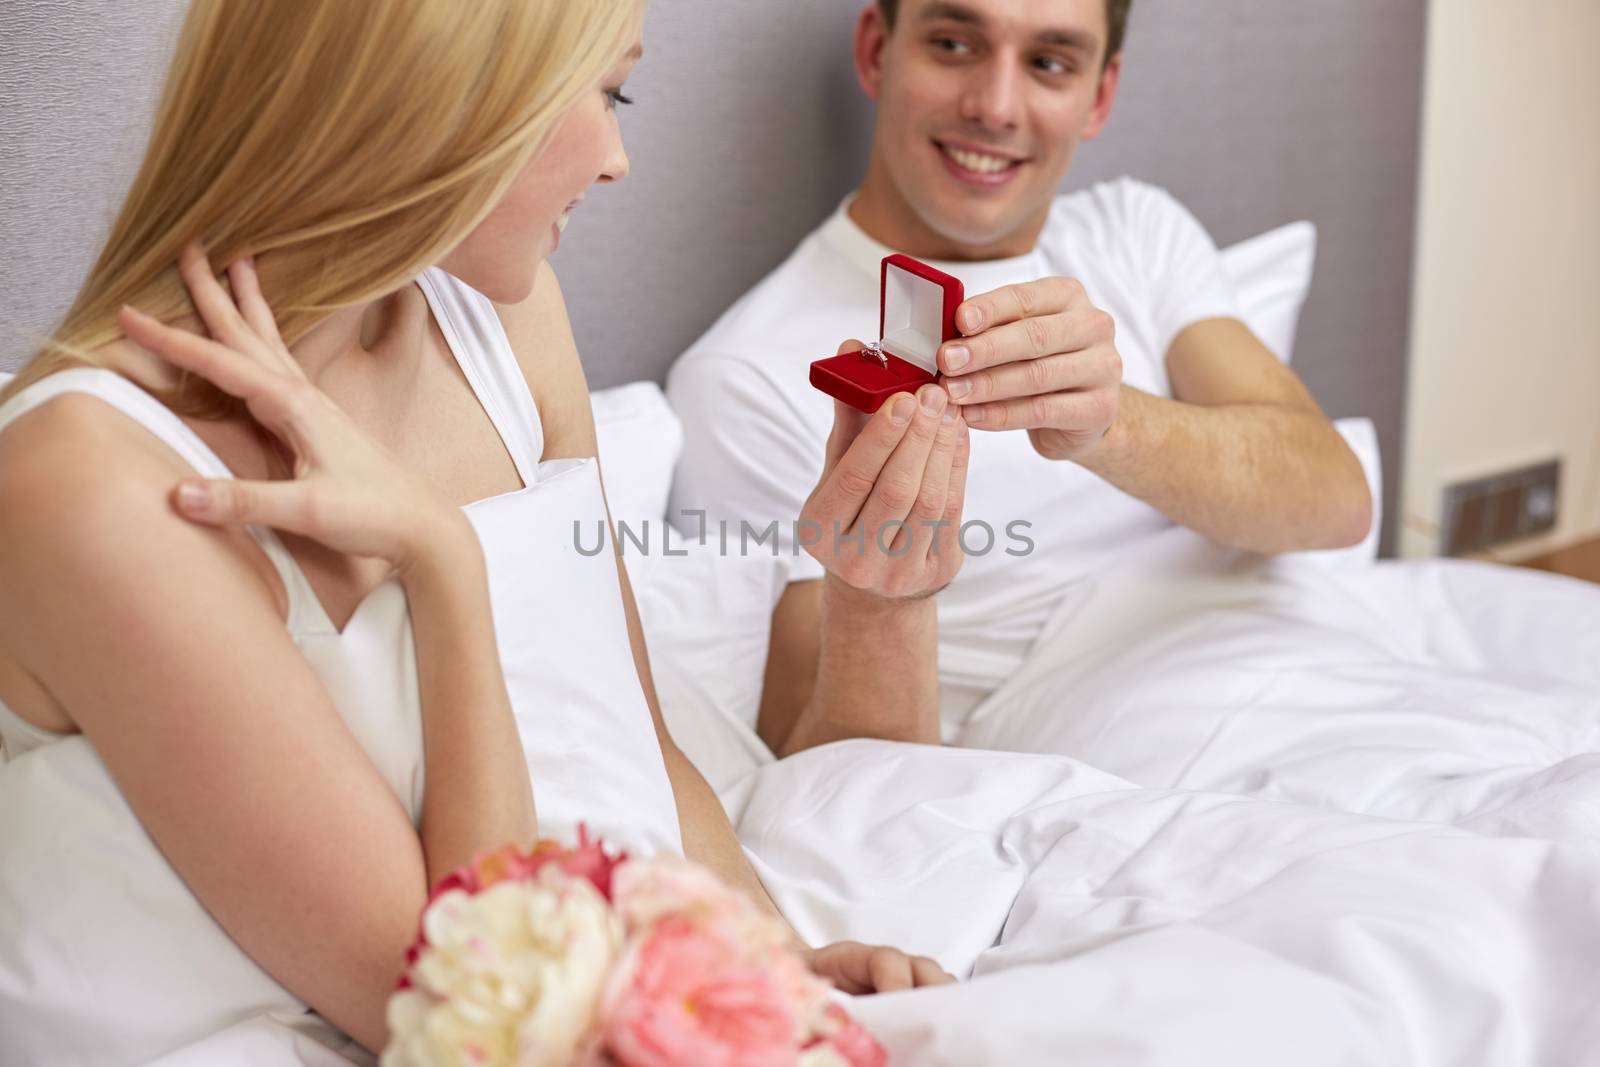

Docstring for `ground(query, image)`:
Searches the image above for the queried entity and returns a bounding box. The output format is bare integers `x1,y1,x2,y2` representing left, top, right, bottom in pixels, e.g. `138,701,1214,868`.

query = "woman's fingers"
179,242,258,353
866,946,916,993
910,955,956,987
119,305,275,402
172,477,322,536
226,255,289,354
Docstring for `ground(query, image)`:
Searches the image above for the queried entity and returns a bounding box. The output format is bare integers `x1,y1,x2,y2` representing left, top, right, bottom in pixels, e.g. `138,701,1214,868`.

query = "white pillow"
629,530,786,792
591,381,785,787
1218,220,1316,364
1284,415,1383,569
591,381,682,536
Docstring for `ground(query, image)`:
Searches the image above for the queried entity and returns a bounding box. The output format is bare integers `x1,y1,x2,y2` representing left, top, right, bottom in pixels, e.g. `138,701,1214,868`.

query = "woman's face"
441,37,642,303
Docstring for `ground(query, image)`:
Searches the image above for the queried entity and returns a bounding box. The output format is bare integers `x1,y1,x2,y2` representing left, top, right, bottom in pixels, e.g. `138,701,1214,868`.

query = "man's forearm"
780,574,939,755
1078,384,1372,554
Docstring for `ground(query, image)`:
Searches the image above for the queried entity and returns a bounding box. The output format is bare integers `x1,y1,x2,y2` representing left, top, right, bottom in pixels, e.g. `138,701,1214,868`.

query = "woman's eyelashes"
604,87,634,110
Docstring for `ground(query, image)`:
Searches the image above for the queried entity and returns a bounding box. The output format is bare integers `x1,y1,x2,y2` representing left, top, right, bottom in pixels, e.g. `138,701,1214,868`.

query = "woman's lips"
551,201,579,250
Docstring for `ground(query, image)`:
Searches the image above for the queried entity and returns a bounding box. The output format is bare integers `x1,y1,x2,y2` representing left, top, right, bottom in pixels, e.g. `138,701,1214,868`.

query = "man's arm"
759,575,940,756
1079,318,1372,552
941,279,1372,553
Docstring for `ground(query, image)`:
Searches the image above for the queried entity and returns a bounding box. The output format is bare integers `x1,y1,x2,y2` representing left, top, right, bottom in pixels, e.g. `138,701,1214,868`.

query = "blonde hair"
2,0,641,413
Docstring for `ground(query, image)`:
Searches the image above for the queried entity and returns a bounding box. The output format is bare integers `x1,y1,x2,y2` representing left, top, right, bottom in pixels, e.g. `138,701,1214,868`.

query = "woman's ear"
854,3,891,102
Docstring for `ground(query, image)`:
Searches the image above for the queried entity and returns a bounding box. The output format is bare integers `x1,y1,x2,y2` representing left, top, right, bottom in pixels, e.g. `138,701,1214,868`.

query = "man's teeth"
557,213,571,233
942,145,1015,174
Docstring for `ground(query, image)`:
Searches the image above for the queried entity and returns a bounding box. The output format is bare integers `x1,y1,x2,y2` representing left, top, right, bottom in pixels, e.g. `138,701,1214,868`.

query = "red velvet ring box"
809,253,965,414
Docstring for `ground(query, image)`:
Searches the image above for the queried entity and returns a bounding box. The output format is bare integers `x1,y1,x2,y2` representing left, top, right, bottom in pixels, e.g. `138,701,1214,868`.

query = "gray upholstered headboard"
0,0,1425,553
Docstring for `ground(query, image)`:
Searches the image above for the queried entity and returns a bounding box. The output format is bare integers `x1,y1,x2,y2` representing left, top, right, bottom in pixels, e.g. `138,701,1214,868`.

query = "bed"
619,386,1600,1067
5,2,1596,1063
4,213,1598,1066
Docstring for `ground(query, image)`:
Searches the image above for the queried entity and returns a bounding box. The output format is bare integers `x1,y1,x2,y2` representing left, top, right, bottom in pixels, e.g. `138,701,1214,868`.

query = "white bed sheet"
722,536,1600,1065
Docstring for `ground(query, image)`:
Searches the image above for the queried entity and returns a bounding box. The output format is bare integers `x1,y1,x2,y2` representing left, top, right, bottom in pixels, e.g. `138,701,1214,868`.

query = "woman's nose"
598,130,630,184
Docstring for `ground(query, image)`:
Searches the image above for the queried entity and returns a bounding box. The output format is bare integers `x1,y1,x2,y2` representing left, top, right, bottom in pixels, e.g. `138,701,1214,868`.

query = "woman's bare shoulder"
0,386,285,628
493,262,598,461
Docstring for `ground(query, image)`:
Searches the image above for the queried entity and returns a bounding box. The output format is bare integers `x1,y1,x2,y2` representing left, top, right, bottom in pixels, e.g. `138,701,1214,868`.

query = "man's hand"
805,940,956,994
800,341,970,601
937,277,1122,463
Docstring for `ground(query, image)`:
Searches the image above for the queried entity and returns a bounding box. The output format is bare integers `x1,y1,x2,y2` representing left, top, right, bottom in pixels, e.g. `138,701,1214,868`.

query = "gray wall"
0,1,1425,554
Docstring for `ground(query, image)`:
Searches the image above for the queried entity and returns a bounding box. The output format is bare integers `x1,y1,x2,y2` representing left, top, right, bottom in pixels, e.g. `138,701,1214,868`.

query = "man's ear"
1081,53,1122,141
854,3,890,102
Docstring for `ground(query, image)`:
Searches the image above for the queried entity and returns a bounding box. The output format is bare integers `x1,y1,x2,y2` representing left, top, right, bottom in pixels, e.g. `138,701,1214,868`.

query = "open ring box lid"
809,253,965,413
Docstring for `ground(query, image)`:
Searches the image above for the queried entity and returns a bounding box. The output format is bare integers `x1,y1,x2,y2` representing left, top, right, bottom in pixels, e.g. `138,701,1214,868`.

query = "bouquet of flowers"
382,829,889,1067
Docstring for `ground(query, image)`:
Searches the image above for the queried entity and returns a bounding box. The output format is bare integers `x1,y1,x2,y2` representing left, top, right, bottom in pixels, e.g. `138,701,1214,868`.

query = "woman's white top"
0,268,681,1064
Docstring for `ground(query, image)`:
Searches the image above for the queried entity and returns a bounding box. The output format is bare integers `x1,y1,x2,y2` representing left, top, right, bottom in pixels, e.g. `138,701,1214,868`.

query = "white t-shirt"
667,177,1241,731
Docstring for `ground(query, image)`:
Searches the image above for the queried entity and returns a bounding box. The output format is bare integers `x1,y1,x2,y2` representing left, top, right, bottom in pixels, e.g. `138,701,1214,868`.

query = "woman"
0,0,958,1059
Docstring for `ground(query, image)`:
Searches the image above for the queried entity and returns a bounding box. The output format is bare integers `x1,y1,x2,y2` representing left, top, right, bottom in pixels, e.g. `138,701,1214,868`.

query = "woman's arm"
496,266,954,993
7,248,532,1050
0,413,427,1053
401,511,538,885
495,266,776,913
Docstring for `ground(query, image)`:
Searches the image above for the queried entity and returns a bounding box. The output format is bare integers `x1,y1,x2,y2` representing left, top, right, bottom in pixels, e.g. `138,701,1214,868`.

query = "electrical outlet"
1440,459,1561,556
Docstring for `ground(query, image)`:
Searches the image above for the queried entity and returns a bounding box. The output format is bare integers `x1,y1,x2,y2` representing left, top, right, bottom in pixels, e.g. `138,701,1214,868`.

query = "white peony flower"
382,867,622,1067
798,1046,854,1067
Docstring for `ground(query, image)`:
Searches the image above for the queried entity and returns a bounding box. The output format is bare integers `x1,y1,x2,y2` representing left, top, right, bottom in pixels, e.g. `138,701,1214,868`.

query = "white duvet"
5,529,1598,1066
723,532,1600,1066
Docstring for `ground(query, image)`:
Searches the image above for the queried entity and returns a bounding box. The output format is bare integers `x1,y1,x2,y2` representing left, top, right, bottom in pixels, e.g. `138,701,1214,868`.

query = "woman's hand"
805,940,956,994
799,340,970,602
118,242,465,573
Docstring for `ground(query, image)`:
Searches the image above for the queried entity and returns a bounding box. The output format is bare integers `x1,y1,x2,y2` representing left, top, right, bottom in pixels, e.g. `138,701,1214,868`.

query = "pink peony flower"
803,1004,888,1067
611,856,762,938
611,857,832,1039
602,914,799,1067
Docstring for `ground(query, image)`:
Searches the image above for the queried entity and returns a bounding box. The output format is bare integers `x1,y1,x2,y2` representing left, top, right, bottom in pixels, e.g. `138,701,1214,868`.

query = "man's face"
859,0,1119,255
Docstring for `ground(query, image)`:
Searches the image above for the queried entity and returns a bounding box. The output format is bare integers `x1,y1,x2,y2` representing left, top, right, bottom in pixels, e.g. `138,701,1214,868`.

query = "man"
667,0,1371,756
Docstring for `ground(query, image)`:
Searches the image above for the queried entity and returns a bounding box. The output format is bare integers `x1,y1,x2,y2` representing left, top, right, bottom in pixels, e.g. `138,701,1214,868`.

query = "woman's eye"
604,88,634,110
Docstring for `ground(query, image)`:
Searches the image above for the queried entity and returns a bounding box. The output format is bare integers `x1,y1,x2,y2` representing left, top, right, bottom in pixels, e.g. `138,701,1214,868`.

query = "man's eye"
1034,55,1074,76
604,88,634,110
930,35,972,56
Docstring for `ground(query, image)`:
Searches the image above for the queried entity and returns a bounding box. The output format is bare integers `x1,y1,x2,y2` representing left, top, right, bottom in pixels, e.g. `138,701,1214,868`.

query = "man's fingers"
824,398,872,475
806,391,916,527
945,337,1117,403
836,338,868,356
903,404,963,558
962,388,1115,433
851,384,947,544
953,276,1082,337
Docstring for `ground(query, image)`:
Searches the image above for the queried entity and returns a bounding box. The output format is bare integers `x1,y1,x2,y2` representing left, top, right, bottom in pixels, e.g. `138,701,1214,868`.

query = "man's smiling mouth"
934,140,1027,184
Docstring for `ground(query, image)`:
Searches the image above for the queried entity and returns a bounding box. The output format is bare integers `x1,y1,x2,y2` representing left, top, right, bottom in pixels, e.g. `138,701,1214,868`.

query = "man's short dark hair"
877,0,1133,65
